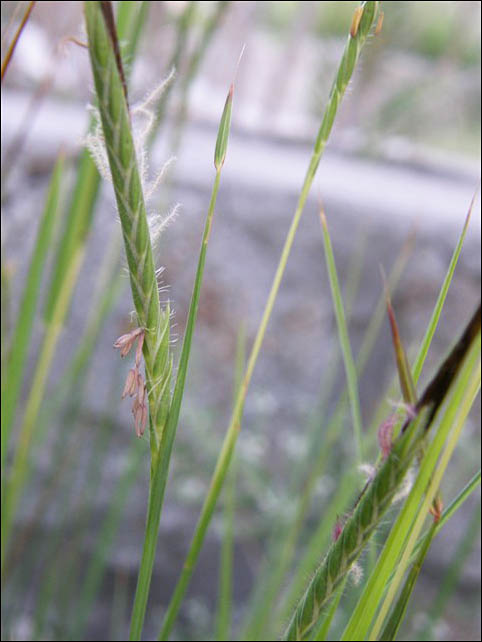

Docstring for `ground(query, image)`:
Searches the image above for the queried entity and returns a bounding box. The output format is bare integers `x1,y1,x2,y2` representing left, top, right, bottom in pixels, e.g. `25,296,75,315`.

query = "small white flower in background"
313,474,335,501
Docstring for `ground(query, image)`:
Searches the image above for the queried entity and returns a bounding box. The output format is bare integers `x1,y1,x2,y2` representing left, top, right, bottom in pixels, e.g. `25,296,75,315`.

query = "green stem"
216,326,244,641
1,0,147,572
369,359,481,641
129,37,234,638
158,3,380,638
320,209,363,461
129,170,222,640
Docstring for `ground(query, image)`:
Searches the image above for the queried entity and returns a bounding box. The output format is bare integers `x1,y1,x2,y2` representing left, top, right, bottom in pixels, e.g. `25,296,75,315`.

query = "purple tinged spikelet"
113,327,144,358
122,368,138,399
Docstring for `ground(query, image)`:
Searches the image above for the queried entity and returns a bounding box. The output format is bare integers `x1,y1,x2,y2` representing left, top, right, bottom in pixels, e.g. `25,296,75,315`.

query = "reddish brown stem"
1,1,36,83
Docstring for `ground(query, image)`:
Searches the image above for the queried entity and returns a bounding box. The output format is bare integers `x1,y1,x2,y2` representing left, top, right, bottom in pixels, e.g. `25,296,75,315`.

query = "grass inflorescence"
1,2,480,641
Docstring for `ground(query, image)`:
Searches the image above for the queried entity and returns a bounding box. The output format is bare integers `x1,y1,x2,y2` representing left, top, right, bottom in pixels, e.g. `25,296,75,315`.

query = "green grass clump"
1,2,480,641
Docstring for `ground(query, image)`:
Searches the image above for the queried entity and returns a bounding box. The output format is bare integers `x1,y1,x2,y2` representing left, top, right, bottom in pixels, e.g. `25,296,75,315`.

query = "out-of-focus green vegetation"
259,1,481,157
261,1,480,67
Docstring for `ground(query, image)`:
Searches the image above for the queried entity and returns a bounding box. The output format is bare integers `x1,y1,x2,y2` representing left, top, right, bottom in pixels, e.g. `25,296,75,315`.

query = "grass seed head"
122,367,138,399
135,330,145,367
378,414,396,459
332,517,344,541
429,496,444,523
349,561,363,586
214,83,233,171
350,5,364,38
114,327,144,358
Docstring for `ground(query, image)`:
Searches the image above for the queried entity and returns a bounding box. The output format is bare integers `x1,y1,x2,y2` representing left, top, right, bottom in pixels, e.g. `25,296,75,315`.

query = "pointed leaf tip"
214,84,234,171
380,266,417,405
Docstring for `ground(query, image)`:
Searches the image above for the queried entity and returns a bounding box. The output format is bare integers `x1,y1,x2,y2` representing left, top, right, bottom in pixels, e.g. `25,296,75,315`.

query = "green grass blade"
320,207,363,461
419,502,481,641
148,1,197,142
285,306,480,641
251,238,414,639
412,192,476,384
129,79,234,640
116,0,149,53
341,326,481,641
215,326,245,641
158,5,380,639
69,439,145,641
1,154,64,470
1,244,84,573
368,350,481,640
0,261,11,382
167,1,230,153
1,1,147,573
215,446,236,642
154,86,233,630
383,470,480,591
379,521,437,641
43,150,100,324
431,470,480,537
380,493,481,642
382,270,417,405
240,230,368,641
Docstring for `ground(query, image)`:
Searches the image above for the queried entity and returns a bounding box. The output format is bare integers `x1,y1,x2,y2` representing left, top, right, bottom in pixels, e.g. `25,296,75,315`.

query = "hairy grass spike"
130,43,236,642
84,1,171,452
283,305,481,640
283,407,431,641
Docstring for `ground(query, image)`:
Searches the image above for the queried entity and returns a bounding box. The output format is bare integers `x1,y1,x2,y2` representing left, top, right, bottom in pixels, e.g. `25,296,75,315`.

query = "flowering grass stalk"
84,2,235,638
129,80,233,640
279,203,475,632
283,407,432,641
283,304,481,640
85,1,172,457
1,1,147,576
84,1,173,634
368,340,480,641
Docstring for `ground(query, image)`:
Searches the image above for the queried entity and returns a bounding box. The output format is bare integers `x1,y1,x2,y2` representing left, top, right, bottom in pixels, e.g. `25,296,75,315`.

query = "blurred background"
1,1,481,640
